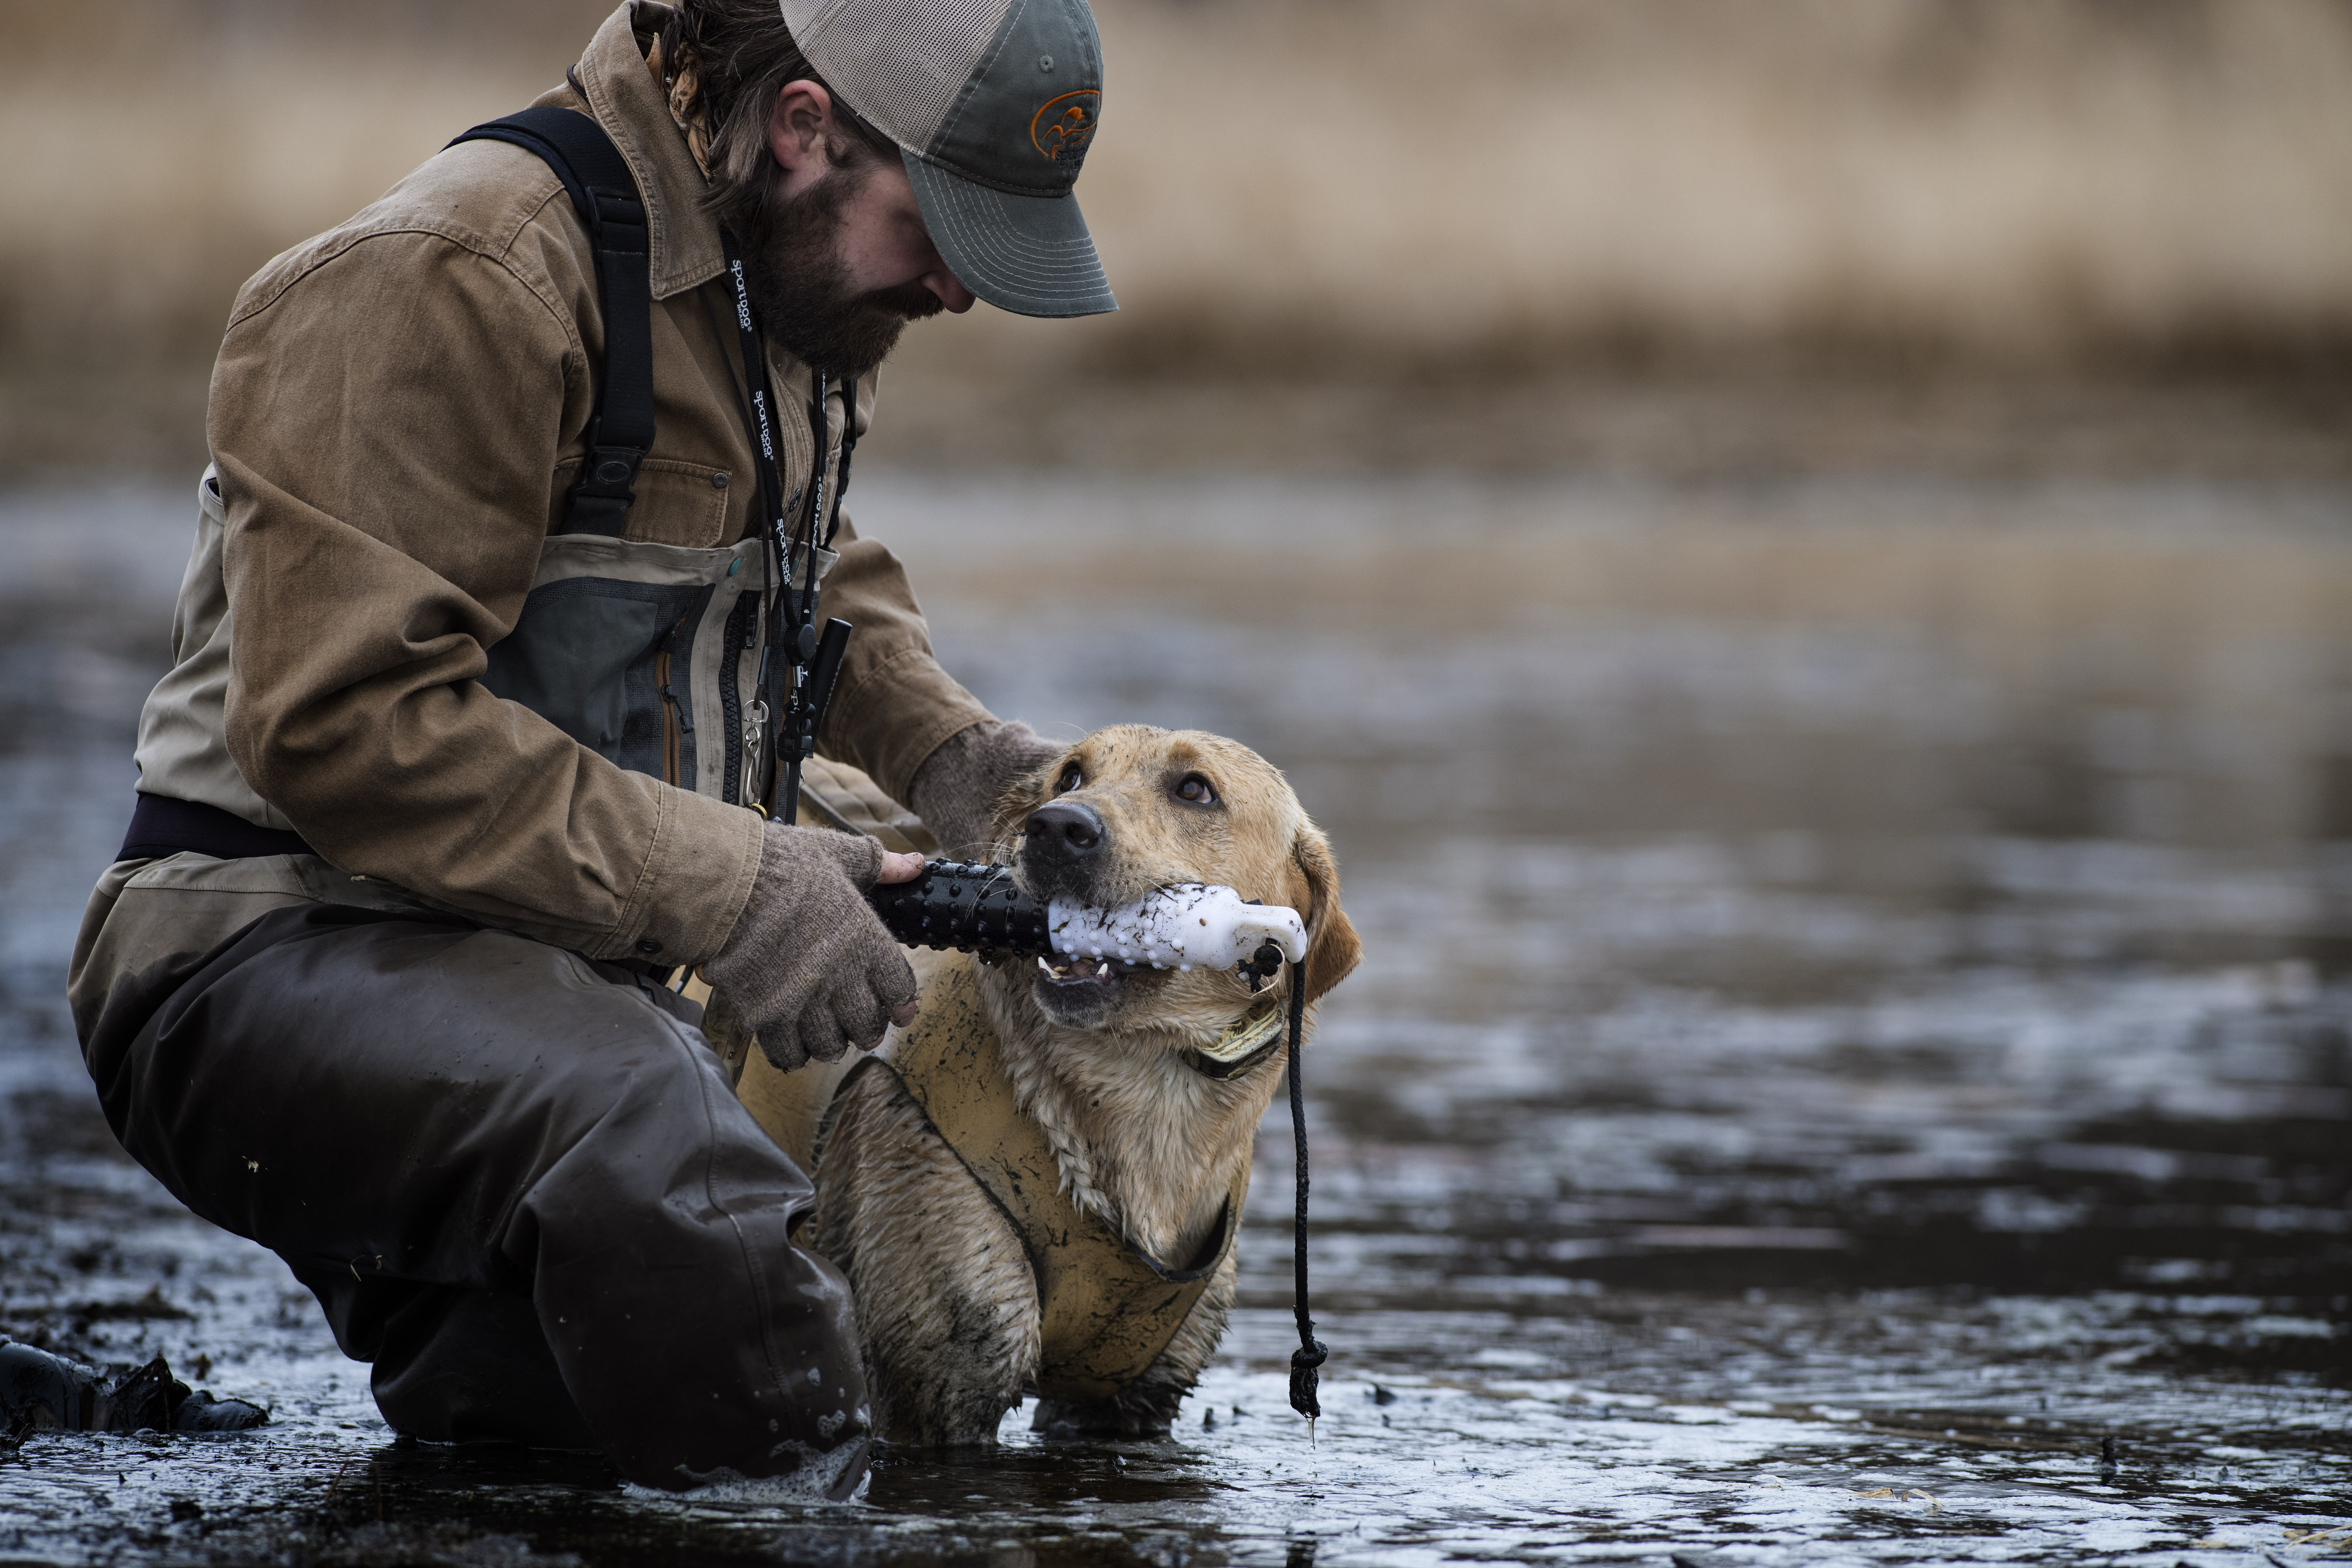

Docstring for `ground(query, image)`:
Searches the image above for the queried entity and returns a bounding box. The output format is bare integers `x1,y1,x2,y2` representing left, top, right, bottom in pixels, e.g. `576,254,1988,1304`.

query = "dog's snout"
1024,800,1105,860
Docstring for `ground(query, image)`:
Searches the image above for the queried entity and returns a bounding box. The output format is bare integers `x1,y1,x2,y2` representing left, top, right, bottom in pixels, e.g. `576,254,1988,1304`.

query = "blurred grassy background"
6,0,2352,479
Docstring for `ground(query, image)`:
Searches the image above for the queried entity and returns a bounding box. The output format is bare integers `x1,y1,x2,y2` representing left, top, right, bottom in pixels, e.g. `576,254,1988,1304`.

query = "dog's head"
995,725,1361,1032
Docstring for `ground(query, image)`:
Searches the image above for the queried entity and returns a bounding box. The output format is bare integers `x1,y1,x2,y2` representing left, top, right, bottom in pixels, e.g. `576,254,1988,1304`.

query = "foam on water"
620,1443,869,1506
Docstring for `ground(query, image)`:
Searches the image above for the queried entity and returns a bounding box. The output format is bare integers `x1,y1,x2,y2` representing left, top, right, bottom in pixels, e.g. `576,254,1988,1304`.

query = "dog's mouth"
1034,953,1145,989
1029,885,1304,1015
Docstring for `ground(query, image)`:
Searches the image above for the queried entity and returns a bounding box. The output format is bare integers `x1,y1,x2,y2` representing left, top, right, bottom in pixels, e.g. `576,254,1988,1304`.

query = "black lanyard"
715,229,858,816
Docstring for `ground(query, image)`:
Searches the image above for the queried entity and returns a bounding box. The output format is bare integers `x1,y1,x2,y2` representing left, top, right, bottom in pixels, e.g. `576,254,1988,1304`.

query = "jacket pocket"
547,456,733,548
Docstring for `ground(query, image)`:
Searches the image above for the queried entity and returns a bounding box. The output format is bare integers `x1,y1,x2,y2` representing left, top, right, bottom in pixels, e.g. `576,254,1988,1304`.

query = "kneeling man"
68,0,1114,1492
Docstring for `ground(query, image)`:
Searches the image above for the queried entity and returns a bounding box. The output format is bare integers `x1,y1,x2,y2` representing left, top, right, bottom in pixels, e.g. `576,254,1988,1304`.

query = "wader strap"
832,957,1246,1402
449,108,654,538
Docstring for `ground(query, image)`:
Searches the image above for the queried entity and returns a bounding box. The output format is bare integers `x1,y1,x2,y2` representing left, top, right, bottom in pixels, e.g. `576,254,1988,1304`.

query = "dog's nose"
1024,800,1105,860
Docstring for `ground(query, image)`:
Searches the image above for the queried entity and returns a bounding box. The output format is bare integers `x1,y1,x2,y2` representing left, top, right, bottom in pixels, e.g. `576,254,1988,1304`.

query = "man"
62,0,1113,1493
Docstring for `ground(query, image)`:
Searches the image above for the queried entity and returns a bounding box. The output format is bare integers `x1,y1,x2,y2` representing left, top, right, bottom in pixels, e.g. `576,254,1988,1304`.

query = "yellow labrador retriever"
735,726,1359,1446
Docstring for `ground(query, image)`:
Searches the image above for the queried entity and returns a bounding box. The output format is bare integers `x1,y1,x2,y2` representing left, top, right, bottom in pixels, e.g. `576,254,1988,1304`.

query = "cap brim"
904,152,1117,319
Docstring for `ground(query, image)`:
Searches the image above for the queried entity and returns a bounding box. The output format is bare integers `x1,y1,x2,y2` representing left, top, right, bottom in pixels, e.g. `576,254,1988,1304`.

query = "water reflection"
0,473,2345,1565
864,472,2352,1309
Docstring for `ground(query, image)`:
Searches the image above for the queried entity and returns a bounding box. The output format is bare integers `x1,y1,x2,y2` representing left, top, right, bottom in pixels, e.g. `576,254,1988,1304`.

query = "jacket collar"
571,2,724,300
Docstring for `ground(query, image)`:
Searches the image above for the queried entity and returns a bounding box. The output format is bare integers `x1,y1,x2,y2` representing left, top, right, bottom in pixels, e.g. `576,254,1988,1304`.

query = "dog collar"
1186,997,1286,1081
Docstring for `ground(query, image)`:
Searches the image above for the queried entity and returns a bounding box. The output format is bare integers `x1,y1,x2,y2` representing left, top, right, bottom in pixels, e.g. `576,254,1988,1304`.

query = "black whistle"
866,860,1050,957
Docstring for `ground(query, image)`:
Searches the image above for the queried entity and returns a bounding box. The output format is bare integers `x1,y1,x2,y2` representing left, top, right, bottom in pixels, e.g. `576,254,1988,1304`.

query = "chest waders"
449,107,855,822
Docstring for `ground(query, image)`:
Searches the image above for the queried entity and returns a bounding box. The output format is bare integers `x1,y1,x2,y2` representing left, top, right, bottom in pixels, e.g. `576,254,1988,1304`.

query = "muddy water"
0,474,2346,1566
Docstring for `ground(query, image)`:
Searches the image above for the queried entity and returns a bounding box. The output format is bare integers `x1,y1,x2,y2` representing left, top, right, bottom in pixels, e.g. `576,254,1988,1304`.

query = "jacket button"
712,472,730,490
636,939,661,955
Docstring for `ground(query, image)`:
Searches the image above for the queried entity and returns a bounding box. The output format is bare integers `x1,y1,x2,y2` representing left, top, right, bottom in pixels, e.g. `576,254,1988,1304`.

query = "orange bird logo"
1029,90,1100,163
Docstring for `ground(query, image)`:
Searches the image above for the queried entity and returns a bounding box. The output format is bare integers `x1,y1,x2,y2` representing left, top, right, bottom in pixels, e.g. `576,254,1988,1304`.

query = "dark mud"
1,475,2347,1566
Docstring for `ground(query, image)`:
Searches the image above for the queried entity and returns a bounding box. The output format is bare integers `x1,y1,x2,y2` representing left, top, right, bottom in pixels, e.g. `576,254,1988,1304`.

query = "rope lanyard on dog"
715,229,858,821
1282,956,1326,1431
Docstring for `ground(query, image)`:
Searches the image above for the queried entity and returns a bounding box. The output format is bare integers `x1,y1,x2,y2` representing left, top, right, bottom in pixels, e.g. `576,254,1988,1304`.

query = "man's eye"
1057,767,1082,793
1176,774,1217,805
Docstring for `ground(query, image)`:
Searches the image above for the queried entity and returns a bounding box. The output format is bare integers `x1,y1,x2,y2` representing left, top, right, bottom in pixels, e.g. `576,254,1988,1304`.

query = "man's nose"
1023,800,1104,862
925,266,976,314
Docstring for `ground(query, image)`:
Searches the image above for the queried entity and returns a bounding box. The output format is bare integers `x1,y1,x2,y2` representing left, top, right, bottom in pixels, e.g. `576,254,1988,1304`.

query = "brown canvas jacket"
177,2,990,968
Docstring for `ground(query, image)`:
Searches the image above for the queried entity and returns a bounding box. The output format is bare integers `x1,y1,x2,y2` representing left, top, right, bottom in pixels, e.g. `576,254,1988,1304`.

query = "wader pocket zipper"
655,615,693,786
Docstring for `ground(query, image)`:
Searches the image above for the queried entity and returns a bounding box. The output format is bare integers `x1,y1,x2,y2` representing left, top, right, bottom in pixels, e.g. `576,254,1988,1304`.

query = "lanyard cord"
715,229,857,816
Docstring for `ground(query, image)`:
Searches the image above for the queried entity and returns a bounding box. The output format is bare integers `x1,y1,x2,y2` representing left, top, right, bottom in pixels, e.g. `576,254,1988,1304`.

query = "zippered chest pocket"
485,578,713,785
481,534,779,803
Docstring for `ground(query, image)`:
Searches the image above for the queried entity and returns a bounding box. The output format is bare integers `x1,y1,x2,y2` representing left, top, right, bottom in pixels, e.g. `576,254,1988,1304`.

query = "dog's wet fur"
807,725,1360,1447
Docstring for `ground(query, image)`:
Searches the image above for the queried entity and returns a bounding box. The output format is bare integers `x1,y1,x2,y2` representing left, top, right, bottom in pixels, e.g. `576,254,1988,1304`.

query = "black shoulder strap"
449,106,654,537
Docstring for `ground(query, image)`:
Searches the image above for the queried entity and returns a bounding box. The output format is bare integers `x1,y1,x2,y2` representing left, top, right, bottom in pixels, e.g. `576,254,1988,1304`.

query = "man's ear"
765,79,841,185
1291,824,1362,1007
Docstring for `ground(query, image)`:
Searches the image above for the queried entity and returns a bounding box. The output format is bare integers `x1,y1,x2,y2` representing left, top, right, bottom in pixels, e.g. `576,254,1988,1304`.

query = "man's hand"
704,825,926,1072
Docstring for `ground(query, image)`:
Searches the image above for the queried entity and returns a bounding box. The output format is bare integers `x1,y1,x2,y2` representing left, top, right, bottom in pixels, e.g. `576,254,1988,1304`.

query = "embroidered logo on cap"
1029,90,1100,163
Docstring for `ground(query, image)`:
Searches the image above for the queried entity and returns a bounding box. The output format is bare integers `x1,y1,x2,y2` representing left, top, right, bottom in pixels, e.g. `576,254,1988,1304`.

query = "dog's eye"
1056,765,1082,794
1176,773,1218,806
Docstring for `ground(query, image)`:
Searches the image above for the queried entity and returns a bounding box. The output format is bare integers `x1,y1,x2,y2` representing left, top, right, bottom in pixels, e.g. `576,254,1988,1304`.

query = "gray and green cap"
778,0,1115,317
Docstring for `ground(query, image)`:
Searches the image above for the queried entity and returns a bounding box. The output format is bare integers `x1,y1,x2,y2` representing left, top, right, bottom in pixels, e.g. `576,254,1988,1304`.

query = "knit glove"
907,720,1063,863
704,822,920,1072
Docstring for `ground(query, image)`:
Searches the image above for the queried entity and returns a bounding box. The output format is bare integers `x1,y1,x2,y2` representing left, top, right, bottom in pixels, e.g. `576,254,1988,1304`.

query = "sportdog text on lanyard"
719,228,859,824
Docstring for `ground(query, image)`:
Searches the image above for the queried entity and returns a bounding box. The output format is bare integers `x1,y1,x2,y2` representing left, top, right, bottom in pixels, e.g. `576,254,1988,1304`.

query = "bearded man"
63,0,1112,1493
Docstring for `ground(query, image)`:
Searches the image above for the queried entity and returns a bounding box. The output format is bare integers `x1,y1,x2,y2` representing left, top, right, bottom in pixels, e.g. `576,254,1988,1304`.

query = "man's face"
738,84,976,379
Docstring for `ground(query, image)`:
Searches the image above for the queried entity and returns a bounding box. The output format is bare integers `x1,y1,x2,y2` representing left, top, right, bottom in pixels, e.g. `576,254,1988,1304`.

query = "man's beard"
727,161,943,380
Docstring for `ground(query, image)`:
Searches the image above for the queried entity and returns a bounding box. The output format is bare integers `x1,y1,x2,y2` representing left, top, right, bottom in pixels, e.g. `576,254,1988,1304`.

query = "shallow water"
0,473,2346,1566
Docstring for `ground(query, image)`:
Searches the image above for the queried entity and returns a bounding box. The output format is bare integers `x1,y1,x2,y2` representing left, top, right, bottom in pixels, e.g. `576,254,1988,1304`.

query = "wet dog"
738,726,1358,1446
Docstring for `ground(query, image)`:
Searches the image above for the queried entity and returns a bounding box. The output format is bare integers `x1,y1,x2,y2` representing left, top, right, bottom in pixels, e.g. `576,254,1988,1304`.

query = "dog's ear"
1291,823,1361,1007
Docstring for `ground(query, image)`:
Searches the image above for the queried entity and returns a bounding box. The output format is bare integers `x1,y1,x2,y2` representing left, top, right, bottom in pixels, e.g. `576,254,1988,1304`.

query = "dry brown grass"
1070,0,2352,373
5,0,2352,475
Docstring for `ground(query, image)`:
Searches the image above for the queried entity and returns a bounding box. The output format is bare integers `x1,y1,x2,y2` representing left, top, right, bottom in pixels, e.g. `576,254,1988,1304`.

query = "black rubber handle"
866,860,1051,957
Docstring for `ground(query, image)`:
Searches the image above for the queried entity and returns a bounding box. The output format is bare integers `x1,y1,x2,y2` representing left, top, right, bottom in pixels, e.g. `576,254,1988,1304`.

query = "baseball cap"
778,0,1116,318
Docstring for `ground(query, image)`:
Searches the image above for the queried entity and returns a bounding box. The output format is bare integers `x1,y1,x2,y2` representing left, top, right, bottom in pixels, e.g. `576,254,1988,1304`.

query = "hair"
658,0,901,192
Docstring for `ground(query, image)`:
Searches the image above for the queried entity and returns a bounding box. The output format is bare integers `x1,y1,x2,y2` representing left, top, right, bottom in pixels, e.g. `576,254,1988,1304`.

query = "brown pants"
77,899,868,1495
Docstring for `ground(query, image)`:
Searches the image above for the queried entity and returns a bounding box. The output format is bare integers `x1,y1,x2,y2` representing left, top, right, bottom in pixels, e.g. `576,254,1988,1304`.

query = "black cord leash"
1282,955,1325,1429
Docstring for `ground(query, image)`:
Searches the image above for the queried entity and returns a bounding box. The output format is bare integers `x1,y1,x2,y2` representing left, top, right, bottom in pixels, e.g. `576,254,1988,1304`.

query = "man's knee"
368,1287,599,1451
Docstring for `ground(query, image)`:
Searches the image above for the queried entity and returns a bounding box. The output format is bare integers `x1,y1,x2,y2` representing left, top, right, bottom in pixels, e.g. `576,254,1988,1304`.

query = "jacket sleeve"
211,226,762,966
811,507,996,805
